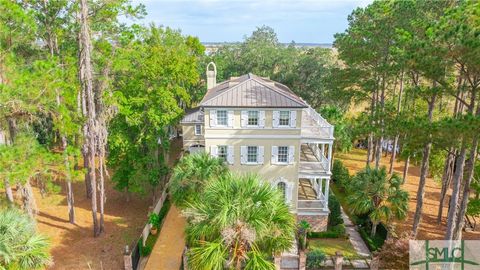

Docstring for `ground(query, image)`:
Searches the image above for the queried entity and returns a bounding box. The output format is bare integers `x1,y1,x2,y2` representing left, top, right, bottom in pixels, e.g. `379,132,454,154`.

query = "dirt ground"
2,138,184,270
336,148,480,240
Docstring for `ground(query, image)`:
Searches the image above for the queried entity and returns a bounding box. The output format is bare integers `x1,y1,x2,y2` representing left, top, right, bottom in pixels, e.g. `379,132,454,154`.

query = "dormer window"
279,111,290,126
217,110,228,126
248,111,259,126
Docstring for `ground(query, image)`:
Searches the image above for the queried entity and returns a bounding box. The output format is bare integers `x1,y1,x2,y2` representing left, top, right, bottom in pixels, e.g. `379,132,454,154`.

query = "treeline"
0,0,203,238
332,0,479,240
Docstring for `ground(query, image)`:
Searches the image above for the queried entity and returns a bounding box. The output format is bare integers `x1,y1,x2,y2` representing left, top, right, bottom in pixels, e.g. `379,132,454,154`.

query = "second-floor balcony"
299,144,331,177
301,106,334,141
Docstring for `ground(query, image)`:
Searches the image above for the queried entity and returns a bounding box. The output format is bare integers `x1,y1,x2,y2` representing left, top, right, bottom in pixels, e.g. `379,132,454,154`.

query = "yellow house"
180,63,334,231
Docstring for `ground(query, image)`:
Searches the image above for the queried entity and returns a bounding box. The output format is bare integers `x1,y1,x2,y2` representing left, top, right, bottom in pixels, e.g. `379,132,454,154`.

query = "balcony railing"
297,199,326,210
301,105,334,139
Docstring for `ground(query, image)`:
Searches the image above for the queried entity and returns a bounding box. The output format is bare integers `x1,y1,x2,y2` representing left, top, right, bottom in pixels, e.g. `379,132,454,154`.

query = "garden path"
341,208,371,257
144,205,186,270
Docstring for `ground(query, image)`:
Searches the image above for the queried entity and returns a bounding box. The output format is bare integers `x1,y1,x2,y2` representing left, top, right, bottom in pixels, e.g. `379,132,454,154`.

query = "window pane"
218,145,227,161
195,125,201,135
247,146,258,163
217,110,228,125
278,146,288,163
277,182,286,199
248,111,258,126
279,111,290,126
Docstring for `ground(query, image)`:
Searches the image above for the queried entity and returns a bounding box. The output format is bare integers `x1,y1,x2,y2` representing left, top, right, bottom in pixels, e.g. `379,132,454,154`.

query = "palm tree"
170,152,228,207
183,173,295,270
347,166,409,237
0,208,51,269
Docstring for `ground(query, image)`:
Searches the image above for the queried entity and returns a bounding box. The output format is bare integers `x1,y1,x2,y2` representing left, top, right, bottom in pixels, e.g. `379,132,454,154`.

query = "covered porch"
299,143,331,174
297,178,329,213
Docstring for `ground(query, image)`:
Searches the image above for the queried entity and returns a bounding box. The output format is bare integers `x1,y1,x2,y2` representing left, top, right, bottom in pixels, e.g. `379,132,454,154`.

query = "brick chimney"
206,62,217,90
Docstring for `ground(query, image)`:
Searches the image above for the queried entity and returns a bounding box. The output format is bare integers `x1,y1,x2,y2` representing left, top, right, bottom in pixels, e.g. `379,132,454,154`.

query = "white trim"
205,134,302,139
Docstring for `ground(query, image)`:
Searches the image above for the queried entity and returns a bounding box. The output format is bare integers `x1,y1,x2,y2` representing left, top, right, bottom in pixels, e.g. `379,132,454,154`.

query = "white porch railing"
302,105,334,139
297,199,326,210
299,160,329,174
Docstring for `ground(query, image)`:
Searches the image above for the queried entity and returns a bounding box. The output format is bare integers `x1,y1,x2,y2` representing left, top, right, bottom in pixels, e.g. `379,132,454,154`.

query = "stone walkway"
341,208,371,257
144,205,186,270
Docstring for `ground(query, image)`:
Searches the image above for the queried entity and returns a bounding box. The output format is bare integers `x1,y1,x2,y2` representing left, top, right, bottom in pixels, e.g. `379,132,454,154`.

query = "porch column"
324,178,330,210
327,143,333,171
321,144,325,160
318,178,323,200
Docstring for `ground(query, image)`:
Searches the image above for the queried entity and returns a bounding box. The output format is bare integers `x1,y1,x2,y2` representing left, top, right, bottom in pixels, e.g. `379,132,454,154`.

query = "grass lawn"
308,238,359,259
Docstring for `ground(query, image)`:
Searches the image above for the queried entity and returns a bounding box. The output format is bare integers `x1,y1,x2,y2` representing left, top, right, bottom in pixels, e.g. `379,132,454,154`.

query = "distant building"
180,62,335,232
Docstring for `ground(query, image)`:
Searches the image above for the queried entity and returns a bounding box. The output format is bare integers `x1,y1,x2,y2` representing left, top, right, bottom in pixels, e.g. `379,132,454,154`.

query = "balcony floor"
298,179,317,200
300,144,319,162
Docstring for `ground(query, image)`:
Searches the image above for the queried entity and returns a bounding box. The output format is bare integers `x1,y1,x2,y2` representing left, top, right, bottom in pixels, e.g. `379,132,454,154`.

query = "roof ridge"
249,77,306,107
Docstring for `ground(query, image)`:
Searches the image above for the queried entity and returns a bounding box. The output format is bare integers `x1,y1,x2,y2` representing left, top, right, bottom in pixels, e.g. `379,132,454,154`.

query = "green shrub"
306,249,326,269
307,224,346,239
331,160,350,190
158,199,171,222
328,192,343,228
148,213,160,229
358,227,384,251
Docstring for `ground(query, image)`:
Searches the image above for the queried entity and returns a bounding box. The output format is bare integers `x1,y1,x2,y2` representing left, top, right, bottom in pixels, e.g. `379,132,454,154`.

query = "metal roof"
199,73,308,108
180,107,204,123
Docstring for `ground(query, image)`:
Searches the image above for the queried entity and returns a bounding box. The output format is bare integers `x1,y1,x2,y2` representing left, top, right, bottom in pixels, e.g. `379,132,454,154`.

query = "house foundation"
297,214,328,232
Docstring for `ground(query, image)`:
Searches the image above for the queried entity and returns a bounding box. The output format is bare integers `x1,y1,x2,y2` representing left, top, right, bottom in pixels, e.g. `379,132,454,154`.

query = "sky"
129,0,373,44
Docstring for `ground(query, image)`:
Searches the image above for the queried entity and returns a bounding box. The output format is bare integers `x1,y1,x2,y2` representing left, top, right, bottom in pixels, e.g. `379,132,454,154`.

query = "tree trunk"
412,93,436,238
4,180,14,203
83,148,92,198
371,222,378,237
402,155,410,184
79,0,100,237
445,144,467,240
62,137,76,224
389,72,404,175
437,149,455,224
99,157,105,234
21,181,38,218
453,136,479,239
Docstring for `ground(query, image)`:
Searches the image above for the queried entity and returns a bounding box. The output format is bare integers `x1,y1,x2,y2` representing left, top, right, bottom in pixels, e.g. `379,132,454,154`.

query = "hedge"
331,160,350,190
308,224,346,239
328,192,343,228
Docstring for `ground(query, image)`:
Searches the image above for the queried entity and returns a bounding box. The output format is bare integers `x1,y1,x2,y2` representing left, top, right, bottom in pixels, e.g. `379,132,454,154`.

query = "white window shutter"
210,145,218,157
240,146,247,164
286,182,294,204
290,111,297,128
209,110,217,127
288,146,295,164
227,146,234,165
258,146,264,164
271,146,278,164
259,111,265,127
241,111,247,127
273,111,280,128
227,110,234,127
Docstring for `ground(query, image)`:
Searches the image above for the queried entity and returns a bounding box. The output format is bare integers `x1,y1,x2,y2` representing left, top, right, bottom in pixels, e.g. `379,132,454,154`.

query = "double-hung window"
218,145,228,162
247,111,259,126
279,111,290,126
217,110,228,126
195,124,202,135
277,146,289,163
277,182,286,200
247,146,258,163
